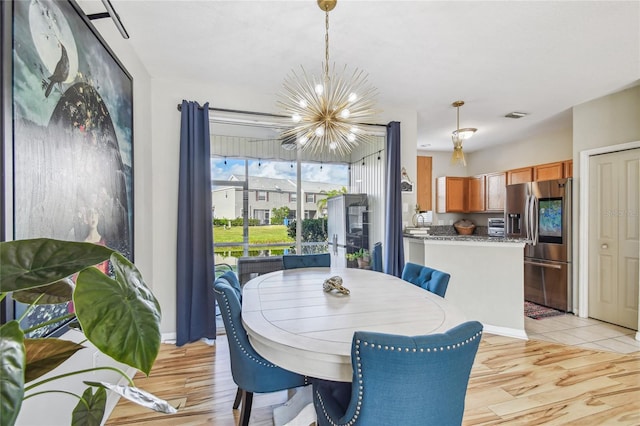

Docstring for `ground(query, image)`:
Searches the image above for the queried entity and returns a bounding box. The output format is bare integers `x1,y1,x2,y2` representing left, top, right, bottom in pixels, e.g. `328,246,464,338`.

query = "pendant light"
277,0,378,155
451,100,477,167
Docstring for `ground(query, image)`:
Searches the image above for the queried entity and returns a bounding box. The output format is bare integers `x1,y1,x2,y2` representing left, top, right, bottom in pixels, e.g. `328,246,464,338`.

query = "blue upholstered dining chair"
213,277,309,426
312,321,483,426
282,252,331,269
371,242,383,272
401,262,451,297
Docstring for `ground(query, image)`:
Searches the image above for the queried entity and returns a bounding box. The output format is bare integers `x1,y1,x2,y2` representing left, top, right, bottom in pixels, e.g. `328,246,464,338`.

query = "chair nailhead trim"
214,288,278,368
316,330,482,425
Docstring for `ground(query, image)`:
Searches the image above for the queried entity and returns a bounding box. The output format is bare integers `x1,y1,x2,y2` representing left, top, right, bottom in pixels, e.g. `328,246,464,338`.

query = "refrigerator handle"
531,196,539,246
332,234,338,255
524,195,530,242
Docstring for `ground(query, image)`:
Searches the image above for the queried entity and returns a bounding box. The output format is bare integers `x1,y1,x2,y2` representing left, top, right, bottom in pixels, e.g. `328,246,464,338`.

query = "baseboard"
482,323,528,340
162,332,177,342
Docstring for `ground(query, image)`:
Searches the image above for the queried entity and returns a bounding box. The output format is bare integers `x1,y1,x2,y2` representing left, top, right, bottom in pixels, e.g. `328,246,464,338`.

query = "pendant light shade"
450,101,476,167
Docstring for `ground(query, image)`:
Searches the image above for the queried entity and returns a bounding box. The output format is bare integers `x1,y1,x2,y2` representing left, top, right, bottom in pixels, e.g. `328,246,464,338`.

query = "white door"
588,148,639,330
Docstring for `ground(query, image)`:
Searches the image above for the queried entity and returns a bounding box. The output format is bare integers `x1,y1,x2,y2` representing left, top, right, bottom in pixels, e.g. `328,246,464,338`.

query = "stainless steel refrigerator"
506,179,572,312
327,194,369,268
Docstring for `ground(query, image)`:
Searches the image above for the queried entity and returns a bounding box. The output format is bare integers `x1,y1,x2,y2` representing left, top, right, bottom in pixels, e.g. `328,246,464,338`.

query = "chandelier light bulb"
329,141,337,150
299,135,308,145
315,84,324,95
292,113,302,123
340,109,351,119
348,93,357,102
315,126,325,137
299,99,308,108
350,126,359,133
347,133,356,142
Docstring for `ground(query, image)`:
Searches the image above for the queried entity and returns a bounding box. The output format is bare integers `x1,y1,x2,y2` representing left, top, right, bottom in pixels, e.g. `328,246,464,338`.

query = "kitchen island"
404,234,527,339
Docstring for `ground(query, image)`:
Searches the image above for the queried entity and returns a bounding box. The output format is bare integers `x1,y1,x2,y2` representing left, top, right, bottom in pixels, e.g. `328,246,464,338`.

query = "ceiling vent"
504,112,528,119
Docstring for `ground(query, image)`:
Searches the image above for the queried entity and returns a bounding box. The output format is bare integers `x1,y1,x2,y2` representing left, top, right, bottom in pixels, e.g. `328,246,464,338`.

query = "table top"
242,267,467,382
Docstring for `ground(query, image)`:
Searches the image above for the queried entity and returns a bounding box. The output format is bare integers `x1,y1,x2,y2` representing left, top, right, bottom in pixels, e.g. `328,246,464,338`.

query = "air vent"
504,112,528,119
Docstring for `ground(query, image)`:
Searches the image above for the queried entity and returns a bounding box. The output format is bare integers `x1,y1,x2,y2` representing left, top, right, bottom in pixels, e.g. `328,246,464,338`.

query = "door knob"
601,243,608,249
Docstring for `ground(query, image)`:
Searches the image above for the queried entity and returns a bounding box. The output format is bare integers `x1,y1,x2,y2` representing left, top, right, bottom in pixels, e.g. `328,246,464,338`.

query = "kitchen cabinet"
416,156,432,211
436,176,467,213
467,175,485,212
564,160,573,178
534,161,564,181
485,172,506,212
507,167,533,185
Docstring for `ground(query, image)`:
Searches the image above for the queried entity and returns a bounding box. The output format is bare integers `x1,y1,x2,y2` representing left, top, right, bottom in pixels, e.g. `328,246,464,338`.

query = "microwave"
488,217,505,237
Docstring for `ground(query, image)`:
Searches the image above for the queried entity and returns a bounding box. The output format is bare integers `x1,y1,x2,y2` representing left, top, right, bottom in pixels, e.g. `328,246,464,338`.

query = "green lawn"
213,225,293,250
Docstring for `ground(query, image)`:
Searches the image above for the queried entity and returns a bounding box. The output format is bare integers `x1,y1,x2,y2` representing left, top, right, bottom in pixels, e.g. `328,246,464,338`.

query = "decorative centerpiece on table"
346,248,370,269
453,219,476,235
323,276,350,295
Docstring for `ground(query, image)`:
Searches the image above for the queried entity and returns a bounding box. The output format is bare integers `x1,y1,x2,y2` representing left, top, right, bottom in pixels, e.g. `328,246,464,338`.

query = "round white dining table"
241,267,468,382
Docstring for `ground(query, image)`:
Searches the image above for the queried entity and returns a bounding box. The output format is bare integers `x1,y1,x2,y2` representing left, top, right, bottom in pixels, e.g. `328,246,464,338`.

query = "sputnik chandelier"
450,100,477,167
277,0,377,156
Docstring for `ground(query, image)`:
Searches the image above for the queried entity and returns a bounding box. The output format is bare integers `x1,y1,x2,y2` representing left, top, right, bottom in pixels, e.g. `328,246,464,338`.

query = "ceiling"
78,0,639,153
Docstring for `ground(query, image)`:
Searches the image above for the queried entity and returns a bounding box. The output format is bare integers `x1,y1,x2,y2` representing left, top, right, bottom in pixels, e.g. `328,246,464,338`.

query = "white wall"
573,85,640,177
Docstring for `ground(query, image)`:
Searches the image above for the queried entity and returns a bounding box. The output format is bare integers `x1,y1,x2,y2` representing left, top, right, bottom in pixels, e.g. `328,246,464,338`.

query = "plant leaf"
24,338,85,383
12,278,75,305
71,387,106,426
0,239,113,292
0,321,26,426
85,381,177,414
74,253,161,375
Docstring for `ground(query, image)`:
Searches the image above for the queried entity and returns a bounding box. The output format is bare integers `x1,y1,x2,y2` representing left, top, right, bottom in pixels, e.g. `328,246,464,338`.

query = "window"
208,109,384,260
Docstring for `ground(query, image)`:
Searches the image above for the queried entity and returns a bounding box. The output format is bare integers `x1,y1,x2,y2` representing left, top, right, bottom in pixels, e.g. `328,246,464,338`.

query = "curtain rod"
176,104,388,128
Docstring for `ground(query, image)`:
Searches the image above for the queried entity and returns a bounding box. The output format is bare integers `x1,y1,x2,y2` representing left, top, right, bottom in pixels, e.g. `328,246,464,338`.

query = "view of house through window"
211,153,349,266
209,110,386,275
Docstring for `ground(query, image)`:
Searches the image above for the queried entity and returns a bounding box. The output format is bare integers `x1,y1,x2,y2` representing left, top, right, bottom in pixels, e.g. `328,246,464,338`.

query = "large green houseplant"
0,238,176,426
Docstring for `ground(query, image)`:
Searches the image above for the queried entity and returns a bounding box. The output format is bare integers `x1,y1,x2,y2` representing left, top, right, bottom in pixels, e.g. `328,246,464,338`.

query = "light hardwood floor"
106,332,640,426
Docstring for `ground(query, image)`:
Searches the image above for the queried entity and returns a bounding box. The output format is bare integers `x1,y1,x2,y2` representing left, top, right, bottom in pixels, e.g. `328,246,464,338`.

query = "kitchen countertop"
403,233,526,243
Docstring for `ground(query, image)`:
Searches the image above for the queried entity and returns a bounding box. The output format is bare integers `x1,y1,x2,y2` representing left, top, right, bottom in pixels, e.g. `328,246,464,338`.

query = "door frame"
578,140,640,340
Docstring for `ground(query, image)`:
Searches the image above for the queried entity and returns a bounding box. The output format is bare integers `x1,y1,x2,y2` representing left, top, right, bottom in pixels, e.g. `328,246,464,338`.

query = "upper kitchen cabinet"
436,176,467,213
467,175,485,212
507,167,533,185
416,156,432,211
533,161,564,181
485,172,506,212
564,160,573,178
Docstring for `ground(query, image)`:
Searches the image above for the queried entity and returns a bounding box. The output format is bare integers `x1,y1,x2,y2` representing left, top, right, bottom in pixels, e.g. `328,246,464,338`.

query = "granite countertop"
403,224,526,243
403,233,526,243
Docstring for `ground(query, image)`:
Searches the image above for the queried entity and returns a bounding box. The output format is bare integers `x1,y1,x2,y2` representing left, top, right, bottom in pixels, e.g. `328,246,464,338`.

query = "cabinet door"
467,175,485,212
416,156,432,211
564,160,573,178
507,167,533,185
534,161,564,181
485,172,506,212
436,176,467,213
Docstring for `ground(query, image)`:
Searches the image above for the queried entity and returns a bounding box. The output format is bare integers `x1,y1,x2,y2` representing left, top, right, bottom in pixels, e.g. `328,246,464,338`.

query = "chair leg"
233,387,242,409
239,390,253,426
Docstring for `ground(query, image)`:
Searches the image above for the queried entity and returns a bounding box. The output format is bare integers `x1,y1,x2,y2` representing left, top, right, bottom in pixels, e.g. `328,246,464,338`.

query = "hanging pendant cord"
324,6,330,82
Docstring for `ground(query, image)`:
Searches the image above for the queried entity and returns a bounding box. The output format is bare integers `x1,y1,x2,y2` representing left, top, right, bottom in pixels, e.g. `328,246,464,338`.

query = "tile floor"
525,313,640,354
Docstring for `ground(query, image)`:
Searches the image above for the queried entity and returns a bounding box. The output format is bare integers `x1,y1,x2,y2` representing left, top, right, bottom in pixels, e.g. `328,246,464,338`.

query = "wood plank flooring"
106,333,640,425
